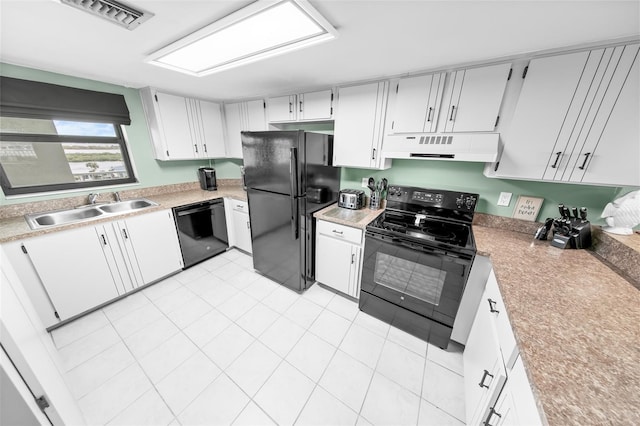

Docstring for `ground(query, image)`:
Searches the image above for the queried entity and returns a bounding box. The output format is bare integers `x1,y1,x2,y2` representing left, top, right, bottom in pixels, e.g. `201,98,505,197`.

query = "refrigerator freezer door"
241,130,305,196
248,188,308,291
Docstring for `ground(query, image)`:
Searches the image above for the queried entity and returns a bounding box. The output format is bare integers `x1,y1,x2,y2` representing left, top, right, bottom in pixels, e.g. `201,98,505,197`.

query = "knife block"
551,219,592,249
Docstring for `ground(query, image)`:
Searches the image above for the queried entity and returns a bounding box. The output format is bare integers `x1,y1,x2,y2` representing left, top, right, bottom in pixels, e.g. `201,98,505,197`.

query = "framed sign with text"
512,196,544,221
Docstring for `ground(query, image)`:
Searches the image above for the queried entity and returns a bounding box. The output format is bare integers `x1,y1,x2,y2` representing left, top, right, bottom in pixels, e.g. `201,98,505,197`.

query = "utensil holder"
370,190,381,210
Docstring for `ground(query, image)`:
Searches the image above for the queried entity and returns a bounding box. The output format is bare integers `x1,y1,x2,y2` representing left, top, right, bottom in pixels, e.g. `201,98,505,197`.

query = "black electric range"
359,185,479,348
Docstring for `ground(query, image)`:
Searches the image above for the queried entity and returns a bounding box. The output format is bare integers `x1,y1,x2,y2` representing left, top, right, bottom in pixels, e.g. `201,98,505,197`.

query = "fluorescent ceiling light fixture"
146,0,338,76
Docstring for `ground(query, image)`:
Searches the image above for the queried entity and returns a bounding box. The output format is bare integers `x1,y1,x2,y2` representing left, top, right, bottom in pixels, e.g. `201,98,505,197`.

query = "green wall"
341,161,635,227
1,63,635,227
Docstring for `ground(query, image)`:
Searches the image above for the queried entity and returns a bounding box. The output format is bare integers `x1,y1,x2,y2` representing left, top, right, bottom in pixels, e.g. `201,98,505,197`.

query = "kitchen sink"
98,199,157,213
24,198,158,230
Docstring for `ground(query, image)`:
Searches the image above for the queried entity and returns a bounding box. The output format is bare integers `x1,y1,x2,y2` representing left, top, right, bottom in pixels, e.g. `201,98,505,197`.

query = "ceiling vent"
59,0,154,30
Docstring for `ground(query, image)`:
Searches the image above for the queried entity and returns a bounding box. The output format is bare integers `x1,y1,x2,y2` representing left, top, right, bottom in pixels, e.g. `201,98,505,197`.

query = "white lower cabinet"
315,220,363,298
19,209,183,322
231,199,252,254
114,209,183,284
464,268,543,425
22,226,122,321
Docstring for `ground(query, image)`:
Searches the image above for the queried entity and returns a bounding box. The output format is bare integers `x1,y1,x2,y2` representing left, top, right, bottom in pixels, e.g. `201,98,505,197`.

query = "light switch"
497,192,512,206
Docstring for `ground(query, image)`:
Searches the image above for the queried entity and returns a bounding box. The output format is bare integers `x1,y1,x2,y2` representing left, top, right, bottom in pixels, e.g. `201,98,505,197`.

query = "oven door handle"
390,238,450,256
175,205,214,216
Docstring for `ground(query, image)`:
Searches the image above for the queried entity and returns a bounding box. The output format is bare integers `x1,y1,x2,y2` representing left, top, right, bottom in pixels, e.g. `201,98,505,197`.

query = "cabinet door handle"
578,152,591,170
246,221,250,229
289,102,293,114
194,144,198,153
479,369,494,389
372,148,376,160
551,151,562,168
100,234,107,246
122,228,128,239
487,298,499,314
332,230,344,236
449,105,456,121
351,253,356,264
299,100,303,112
203,143,208,153
484,406,502,426
427,107,433,122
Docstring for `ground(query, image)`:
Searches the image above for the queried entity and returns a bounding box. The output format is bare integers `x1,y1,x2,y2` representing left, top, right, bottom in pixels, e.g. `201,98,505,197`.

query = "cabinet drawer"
484,269,518,368
317,220,362,245
231,199,248,213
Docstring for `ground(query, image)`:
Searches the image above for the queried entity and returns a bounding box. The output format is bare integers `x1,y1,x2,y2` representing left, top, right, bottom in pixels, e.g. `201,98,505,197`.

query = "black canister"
198,167,217,191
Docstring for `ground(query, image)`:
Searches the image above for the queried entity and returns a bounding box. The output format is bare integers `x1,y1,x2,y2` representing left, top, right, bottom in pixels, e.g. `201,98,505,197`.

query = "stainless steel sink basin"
29,207,104,228
24,198,158,230
98,199,158,214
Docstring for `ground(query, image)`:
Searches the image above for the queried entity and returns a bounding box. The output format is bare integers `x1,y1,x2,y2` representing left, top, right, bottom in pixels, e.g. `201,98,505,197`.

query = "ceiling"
1,0,639,102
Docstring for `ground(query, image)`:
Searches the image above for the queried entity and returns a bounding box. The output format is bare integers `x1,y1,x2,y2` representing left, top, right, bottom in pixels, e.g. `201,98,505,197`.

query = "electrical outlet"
361,178,369,188
497,192,513,206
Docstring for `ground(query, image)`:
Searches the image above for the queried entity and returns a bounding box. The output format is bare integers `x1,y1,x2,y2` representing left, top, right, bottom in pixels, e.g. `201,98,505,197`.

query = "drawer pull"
332,230,344,235
351,253,355,264
484,406,502,426
479,369,494,389
487,298,499,314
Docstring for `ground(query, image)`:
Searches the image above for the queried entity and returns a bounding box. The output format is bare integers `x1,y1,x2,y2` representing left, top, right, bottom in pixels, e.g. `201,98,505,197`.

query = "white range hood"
383,133,499,162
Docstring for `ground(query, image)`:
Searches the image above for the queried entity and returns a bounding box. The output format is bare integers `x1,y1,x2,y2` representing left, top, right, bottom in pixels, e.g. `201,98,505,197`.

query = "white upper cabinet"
442,63,512,132
140,87,226,161
333,81,392,170
497,43,640,186
267,89,333,122
389,73,445,133
223,99,266,158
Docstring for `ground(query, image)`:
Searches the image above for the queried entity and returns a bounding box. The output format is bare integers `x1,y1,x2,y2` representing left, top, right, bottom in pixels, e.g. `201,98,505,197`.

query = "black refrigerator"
241,131,340,292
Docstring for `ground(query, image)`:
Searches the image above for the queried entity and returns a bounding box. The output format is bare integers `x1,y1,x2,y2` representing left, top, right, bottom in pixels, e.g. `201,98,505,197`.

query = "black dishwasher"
173,199,228,268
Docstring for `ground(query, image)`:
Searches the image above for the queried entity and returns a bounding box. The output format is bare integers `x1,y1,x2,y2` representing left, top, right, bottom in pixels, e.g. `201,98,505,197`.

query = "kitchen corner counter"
313,203,385,229
473,225,640,425
0,182,247,243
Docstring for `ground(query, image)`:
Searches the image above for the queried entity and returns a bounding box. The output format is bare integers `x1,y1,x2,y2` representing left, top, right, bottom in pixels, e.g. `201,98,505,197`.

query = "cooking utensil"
367,177,376,192
571,207,579,219
558,204,566,217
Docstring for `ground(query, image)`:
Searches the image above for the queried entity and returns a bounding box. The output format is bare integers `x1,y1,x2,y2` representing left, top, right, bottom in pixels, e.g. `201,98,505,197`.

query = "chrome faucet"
113,191,121,202
88,193,99,204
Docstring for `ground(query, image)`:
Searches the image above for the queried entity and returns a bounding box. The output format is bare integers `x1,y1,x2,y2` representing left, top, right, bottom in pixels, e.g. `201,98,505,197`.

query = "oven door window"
374,252,445,305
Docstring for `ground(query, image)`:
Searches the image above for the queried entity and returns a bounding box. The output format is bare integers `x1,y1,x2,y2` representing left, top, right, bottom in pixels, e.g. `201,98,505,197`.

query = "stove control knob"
456,195,464,208
465,196,477,210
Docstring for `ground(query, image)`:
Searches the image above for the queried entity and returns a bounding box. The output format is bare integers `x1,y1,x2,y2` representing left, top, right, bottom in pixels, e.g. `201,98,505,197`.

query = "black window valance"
0,76,131,125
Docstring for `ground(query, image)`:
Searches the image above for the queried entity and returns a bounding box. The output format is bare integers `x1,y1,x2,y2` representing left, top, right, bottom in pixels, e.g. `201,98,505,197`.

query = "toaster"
338,189,365,210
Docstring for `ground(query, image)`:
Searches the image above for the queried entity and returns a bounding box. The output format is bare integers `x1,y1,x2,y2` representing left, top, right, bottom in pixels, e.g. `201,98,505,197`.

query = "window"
0,117,137,195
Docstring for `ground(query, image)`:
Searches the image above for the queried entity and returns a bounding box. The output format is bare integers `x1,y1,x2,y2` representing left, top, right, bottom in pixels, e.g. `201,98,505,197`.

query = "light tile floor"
50,249,466,426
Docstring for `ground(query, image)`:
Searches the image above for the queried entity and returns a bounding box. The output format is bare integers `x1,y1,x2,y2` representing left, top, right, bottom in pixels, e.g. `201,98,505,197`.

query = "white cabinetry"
333,82,392,170
116,209,183,284
464,268,542,425
315,220,363,298
229,199,252,254
22,226,121,320
386,63,510,135
140,87,225,160
18,209,183,322
442,63,511,132
389,73,446,133
497,43,639,186
223,99,266,158
267,90,333,122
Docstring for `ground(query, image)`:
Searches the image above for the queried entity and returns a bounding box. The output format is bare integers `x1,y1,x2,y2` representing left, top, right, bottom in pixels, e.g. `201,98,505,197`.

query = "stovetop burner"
368,211,473,250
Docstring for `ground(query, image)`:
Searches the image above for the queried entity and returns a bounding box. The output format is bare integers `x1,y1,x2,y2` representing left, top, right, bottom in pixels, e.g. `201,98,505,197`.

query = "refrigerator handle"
290,147,299,240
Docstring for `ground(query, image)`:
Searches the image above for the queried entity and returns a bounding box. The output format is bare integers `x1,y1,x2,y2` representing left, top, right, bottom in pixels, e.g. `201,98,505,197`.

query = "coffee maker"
198,167,217,191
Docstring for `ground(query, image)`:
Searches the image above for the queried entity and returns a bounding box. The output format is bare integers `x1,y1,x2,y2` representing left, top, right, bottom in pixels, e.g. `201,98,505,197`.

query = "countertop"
316,208,639,425
313,202,385,230
0,182,247,243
